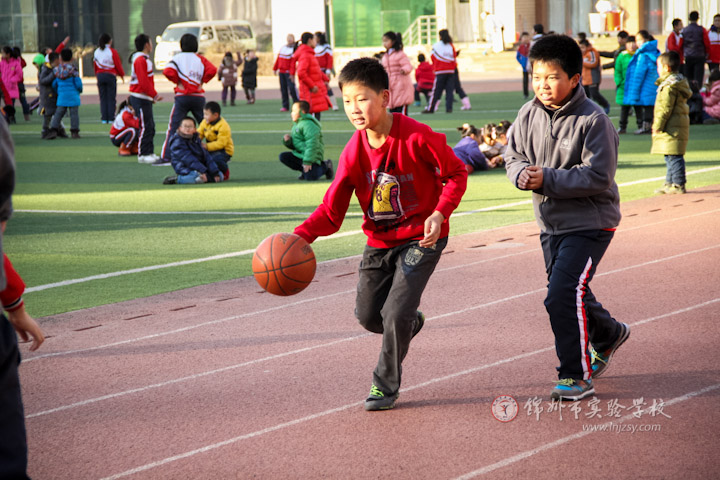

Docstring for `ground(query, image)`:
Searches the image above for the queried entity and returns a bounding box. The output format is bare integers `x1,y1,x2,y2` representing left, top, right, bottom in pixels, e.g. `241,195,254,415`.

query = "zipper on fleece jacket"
539,108,559,234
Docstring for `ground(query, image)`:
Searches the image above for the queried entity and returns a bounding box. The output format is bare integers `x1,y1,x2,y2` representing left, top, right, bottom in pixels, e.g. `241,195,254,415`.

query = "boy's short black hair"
689,11,699,22
204,101,221,115
533,24,544,35
338,57,389,93
295,100,310,113
658,51,681,72
626,35,636,43
529,34,582,79
617,30,629,39
180,34,198,52
672,18,682,28
181,116,196,126
417,53,426,62
134,34,149,52
48,51,59,63
60,48,72,62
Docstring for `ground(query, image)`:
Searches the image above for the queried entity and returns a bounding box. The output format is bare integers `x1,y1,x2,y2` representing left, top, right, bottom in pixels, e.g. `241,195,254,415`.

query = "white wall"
271,0,326,54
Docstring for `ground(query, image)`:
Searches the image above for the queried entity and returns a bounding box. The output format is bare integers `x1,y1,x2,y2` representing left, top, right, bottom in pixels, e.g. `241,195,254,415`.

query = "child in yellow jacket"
197,101,234,179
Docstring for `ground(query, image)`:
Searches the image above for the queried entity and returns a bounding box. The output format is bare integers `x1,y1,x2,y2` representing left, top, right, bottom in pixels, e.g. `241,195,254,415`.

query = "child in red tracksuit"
160,33,217,162
110,100,140,156
293,57,467,411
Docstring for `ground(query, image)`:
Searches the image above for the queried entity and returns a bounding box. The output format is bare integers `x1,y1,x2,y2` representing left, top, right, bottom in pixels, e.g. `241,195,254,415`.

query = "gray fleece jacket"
505,85,621,235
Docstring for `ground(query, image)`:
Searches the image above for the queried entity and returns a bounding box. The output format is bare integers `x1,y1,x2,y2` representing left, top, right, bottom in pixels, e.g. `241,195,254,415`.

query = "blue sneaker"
550,378,594,401
364,384,399,411
591,322,631,378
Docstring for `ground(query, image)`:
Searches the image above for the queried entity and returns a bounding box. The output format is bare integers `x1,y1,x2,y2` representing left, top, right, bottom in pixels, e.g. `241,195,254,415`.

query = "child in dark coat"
242,50,258,104
163,117,223,185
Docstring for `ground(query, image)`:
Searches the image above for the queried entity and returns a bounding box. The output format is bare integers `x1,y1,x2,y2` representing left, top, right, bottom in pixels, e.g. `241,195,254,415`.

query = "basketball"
252,233,316,296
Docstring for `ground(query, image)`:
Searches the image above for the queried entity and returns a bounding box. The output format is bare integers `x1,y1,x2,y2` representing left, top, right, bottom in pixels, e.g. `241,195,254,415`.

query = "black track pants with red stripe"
540,230,622,381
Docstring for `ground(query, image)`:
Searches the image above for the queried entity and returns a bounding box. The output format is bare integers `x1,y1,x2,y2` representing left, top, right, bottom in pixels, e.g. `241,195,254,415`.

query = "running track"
20,185,720,479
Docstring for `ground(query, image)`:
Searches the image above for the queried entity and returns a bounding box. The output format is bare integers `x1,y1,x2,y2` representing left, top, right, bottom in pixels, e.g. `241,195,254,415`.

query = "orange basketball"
252,233,316,296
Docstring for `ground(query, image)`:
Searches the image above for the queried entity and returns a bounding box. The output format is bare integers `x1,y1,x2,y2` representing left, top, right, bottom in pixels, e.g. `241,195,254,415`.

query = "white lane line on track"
453,380,720,479
23,256,720,420
23,208,720,361
96,298,720,480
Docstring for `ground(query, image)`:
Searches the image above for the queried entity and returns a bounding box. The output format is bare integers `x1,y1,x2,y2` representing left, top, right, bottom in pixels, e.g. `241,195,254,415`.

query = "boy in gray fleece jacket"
505,34,630,401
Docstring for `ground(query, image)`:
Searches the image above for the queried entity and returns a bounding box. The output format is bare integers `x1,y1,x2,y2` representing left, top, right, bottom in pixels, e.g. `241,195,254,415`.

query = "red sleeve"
163,64,179,85
55,41,66,54
704,29,712,56
123,110,140,129
112,48,125,77
421,131,468,220
290,57,296,76
200,55,217,84
273,55,280,71
294,136,359,243
20,58,27,68
135,56,158,98
1,254,25,312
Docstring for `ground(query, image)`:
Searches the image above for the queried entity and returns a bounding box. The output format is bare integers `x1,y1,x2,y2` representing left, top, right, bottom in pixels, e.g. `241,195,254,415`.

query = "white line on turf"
453,381,720,479
22,202,720,294
15,166,720,219
95,299,720,480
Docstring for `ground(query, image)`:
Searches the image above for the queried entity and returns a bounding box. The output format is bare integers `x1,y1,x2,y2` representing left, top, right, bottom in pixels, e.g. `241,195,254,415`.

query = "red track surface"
20,186,720,479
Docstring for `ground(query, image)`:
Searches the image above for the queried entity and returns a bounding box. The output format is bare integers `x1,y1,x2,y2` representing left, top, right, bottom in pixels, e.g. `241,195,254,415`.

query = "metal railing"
403,15,444,47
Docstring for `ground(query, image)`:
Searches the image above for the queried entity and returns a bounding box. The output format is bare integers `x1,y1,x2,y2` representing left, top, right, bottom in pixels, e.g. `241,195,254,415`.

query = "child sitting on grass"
197,101,233,180
452,123,502,174
280,100,333,180
110,100,140,156
163,117,223,185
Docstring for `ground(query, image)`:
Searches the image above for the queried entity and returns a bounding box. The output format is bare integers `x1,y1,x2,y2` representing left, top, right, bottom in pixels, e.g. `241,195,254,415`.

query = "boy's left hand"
302,164,311,173
419,211,445,247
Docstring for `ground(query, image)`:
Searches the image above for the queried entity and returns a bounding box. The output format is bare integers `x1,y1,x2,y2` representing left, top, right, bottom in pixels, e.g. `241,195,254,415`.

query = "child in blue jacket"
163,117,223,185
623,30,660,134
50,48,83,139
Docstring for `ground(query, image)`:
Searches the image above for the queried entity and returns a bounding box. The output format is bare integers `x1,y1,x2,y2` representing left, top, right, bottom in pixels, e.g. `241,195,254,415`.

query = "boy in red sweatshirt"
160,33,217,163
129,34,163,164
293,57,467,411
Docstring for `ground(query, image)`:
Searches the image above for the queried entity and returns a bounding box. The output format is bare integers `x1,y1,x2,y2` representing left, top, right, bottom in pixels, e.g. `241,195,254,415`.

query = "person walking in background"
708,14,720,73
666,19,684,74
93,33,125,124
161,33,217,163
599,30,628,70
682,11,711,85
241,50,258,104
50,48,83,139
273,33,299,112
423,29,457,114
381,31,414,115
624,30,660,134
615,36,643,134
580,39,611,114
652,51,691,195
293,32,329,121
516,32,531,98
0,47,22,124
315,32,338,111
217,52,241,107
129,34,162,164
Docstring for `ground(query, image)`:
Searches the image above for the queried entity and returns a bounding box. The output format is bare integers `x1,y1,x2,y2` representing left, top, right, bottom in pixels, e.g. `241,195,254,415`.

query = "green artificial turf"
6,89,720,317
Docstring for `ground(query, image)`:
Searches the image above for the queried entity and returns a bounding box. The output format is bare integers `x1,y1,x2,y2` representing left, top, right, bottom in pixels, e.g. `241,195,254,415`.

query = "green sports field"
7,89,720,318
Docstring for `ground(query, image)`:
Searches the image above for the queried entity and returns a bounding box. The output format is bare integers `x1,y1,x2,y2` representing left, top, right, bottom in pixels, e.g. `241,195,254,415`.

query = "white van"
154,20,256,69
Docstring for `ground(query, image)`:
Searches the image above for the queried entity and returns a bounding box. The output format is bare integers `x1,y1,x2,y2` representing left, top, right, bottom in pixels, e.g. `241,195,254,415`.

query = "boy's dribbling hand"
419,211,445,248
518,165,544,190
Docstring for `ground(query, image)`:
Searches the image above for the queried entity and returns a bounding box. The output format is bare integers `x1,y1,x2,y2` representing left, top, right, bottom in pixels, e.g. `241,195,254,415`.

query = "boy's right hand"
8,305,45,352
283,134,291,142
518,165,544,190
